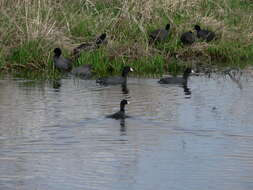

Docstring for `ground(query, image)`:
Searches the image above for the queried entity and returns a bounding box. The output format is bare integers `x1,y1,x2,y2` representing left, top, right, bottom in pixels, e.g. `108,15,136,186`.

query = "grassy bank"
0,0,253,77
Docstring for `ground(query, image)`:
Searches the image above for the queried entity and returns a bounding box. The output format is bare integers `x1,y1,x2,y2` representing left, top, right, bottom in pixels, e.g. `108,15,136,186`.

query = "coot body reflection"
158,68,192,84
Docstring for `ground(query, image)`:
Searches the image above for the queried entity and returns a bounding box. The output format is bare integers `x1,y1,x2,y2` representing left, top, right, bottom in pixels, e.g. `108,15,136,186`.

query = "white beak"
130,67,134,72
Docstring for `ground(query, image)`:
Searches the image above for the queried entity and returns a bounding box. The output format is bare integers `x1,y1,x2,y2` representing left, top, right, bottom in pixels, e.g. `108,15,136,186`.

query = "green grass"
75,49,166,77
7,40,49,71
0,0,252,78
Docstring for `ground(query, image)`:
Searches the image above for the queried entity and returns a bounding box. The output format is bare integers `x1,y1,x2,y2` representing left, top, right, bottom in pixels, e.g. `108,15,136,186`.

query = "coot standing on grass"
53,48,72,72
73,33,107,58
180,31,195,45
194,25,215,42
107,99,130,119
149,23,170,43
96,66,134,85
158,68,192,84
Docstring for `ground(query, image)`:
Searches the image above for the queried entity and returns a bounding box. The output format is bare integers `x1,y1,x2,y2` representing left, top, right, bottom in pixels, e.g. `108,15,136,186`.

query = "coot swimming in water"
96,66,133,85
107,99,130,119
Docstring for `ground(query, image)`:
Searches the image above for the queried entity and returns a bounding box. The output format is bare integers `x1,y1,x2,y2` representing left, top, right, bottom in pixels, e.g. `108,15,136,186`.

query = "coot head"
183,68,193,78
120,99,129,111
194,25,201,31
54,48,62,57
165,24,170,31
122,66,134,77
99,33,107,40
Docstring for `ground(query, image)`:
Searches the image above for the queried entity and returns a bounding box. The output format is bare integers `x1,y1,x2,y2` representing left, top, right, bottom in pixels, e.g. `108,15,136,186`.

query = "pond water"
1,70,253,190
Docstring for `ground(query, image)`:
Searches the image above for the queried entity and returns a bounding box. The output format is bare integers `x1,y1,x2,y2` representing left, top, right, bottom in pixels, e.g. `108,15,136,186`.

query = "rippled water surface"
1,71,253,190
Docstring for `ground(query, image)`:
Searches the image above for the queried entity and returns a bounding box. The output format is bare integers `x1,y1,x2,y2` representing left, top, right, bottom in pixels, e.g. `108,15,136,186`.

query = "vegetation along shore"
0,0,253,78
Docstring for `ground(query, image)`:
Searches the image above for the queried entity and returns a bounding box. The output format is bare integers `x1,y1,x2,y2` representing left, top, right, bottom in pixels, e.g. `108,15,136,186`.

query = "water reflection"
0,70,253,190
121,83,129,94
182,82,191,97
120,119,126,135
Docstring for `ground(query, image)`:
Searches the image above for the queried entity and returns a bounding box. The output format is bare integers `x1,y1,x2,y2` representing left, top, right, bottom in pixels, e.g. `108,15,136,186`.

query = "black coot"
158,68,192,84
73,33,107,58
194,25,215,42
180,31,195,45
96,66,133,85
107,99,129,119
53,48,72,72
149,24,170,43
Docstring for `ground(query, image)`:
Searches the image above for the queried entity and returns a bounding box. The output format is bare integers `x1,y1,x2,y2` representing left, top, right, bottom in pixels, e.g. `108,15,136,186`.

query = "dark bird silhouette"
180,31,195,45
72,33,107,58
107,99,130,119
194,25,215,42
149,24,170,43
96,66,133,85
53,48,72,72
